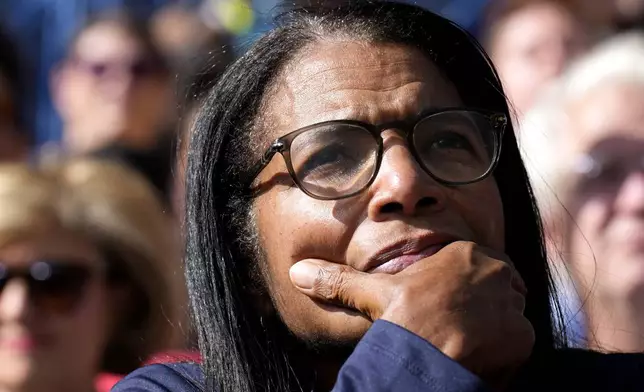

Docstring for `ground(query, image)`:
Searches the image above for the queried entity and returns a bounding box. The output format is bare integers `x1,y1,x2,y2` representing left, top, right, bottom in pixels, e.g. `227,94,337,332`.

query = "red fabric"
95,373,123,392
94,350,201,392
145,350,202,365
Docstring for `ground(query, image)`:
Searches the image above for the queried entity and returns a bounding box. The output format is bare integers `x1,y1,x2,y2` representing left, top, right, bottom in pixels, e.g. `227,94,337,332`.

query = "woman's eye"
303,148,343,169
430,132,473,151
297,147,348,176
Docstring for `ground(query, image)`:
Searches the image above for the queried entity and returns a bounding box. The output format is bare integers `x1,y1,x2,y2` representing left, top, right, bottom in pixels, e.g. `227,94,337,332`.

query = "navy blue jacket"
112,320,644,392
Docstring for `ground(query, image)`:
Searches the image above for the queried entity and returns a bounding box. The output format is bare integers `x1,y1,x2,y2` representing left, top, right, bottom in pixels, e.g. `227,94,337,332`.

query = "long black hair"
186,2,564,392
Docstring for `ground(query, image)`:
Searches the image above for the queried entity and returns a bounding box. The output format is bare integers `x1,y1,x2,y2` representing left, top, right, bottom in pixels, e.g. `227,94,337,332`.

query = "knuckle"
447,240,476,255
490,260,514,281
392,285,415,305
313,264,351,302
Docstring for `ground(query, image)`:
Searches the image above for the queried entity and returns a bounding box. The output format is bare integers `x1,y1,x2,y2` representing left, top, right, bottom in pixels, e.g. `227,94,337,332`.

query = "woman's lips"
0,333,53,353
0,336,37,352
369,243,449,274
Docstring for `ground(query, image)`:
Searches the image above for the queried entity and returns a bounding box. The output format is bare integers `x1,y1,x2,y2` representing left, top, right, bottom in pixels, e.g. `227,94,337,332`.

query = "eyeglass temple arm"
245,141,284,186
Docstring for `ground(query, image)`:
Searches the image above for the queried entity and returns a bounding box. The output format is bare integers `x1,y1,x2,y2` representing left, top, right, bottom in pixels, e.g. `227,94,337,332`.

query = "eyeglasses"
0,261,98,315
246,108,507,200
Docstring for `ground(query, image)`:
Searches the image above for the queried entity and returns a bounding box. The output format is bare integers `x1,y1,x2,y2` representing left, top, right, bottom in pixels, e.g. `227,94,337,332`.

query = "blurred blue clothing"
112,319,644,392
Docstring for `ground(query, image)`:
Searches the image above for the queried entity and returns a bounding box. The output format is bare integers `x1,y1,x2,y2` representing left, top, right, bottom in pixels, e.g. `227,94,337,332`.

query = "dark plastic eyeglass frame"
246,108,508,200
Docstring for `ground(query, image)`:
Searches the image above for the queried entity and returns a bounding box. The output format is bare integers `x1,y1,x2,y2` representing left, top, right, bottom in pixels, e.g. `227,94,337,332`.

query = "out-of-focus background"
1,0,493,147
1,1,644,391
3,0,643,147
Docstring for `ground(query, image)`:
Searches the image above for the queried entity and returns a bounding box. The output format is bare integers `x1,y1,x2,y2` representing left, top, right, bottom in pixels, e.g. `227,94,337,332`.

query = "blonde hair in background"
0,158,188,373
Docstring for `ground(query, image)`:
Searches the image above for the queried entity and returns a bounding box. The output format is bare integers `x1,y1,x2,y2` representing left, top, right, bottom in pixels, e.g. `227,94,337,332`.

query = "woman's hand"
289,241,535,387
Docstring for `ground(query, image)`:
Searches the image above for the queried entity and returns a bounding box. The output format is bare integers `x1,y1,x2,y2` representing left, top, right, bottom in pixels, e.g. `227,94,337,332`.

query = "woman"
482,0,591,122
115,2,644,392
518,32,644,352
51,10,178,204
51,11,173,155
0,159,186,392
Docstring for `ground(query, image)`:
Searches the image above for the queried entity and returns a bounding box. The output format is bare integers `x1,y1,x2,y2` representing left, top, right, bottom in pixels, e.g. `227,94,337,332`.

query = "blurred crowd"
0,0,643,391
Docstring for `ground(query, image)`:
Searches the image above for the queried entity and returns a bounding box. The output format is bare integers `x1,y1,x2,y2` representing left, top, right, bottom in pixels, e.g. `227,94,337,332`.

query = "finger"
289,259,392,320
465,243,528,297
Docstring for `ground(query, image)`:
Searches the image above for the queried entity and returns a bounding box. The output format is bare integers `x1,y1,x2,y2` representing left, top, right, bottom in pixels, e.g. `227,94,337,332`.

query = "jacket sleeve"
110,363,202,392
333,319,492,392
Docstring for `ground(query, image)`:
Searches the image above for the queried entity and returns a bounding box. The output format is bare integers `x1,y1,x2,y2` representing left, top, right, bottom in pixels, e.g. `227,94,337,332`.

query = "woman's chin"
286,304,373,348
0,354,41,389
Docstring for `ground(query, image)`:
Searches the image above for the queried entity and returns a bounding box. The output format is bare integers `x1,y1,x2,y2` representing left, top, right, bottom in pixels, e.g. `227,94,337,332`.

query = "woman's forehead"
74,23,144,61
260,40,461,140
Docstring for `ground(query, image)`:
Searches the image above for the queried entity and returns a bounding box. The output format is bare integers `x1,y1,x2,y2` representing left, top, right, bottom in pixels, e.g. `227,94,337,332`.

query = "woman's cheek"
457,180,505,251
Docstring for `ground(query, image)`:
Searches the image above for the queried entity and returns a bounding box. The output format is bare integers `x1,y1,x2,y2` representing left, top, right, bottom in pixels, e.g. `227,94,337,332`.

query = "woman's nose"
100,71,136,99
614,170,644,216
0,279,30,322
367,132,447,221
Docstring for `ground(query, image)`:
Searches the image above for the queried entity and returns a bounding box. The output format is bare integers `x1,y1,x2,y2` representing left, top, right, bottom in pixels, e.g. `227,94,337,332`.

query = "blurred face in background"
614,0,644,21
565,83,644,306
0,229,120,392
53,20,171,154
490,2,588,120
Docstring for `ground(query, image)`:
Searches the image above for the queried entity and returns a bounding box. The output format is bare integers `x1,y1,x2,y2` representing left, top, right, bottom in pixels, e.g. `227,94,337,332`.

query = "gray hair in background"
516,31,644,346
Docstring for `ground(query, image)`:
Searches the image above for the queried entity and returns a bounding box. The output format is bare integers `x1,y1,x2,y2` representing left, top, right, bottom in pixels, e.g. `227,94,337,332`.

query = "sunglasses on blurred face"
70,57,162,80
0,261,101,315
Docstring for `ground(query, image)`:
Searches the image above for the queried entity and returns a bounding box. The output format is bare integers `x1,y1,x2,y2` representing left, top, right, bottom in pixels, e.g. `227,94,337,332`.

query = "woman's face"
252,41,505,346
54,22,171,153
491,3,587,118
565,83,644,302
0,230,117,391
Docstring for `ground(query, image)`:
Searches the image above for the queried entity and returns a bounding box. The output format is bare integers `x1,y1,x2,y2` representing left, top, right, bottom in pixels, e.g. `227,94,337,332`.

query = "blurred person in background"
519,33,644,352
0,159,187,392
613,0,644,30
483,0,591,123
51,10,179,206
51,11,173,155
0,27,29,162
150,3,222,69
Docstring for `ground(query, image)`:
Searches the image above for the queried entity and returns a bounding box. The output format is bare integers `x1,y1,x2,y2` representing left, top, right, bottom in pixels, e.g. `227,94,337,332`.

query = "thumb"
289,259,391,320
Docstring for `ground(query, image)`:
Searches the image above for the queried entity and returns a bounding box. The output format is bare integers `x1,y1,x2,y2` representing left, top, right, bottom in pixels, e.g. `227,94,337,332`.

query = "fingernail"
290,261,319,289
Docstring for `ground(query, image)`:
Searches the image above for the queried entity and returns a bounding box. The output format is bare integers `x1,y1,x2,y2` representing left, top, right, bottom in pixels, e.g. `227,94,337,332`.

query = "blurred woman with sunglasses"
115,2,644,392
0,159,186,392
52,11,172,154
519,32,644,353
50,11,175,205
